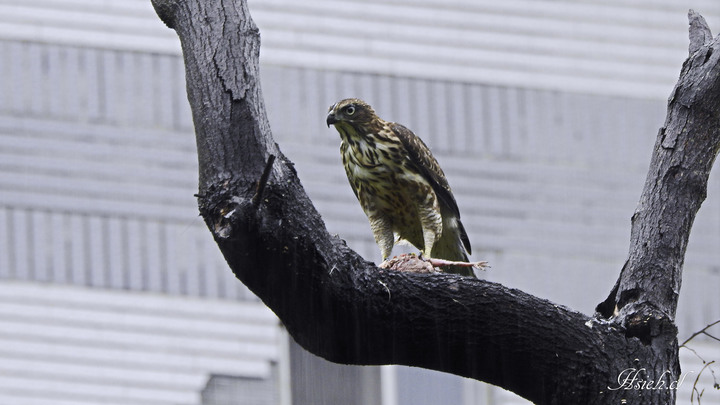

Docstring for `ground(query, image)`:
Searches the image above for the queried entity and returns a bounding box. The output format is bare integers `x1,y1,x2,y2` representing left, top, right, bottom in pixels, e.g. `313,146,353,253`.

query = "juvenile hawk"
326,98,475,277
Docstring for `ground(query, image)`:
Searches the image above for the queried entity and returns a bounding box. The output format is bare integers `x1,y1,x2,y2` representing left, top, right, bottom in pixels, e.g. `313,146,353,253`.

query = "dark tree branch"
596,10,720,336
689,10,713,55
151,1,720,404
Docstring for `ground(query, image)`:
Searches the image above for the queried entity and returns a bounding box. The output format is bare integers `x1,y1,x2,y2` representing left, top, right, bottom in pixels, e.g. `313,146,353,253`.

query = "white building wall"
0,0,719,99
0,281,282,405
0,1,719,405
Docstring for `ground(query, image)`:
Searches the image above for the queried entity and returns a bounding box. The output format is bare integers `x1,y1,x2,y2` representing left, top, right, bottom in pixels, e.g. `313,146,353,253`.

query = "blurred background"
0,0,719,404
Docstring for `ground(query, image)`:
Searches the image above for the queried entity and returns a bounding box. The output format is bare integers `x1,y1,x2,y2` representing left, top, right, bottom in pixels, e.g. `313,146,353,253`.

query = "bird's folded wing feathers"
390,123,461,217
390,123,472,255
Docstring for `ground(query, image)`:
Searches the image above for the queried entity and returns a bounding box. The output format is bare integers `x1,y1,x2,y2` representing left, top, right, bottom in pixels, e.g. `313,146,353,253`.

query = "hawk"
326,98,475,277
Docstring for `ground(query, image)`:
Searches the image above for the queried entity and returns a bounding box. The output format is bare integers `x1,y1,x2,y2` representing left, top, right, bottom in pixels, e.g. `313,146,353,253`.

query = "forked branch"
151,2,720,404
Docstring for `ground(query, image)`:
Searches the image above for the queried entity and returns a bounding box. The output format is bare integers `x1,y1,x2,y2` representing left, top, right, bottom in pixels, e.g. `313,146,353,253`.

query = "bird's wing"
456,217,472,255
390,123,458,215
390,123,471,254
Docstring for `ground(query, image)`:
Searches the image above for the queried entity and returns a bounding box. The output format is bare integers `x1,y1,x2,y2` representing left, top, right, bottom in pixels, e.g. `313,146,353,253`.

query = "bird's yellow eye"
345,105,356,115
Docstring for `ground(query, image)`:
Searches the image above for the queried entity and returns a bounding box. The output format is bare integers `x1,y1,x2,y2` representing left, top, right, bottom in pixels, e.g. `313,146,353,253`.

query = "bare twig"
681,320,720,347
691,361,716,405
681,320,720,405
252,154,276,208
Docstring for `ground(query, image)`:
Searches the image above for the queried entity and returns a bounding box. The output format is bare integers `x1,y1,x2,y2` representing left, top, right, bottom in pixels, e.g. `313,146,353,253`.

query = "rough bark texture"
597,10,720,331
152,2,720,404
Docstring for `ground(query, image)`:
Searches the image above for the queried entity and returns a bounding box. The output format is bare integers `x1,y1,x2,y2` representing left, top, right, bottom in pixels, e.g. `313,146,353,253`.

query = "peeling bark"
151,2,720,404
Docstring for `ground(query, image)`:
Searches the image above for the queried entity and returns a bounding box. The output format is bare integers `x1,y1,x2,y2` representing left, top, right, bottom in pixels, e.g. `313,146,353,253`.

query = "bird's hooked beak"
326,112,338,127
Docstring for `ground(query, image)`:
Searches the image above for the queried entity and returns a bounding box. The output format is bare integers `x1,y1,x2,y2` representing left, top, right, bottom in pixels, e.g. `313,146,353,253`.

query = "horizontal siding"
0,281,281,405
261,66,668,161
0,41,718,326
0,42,250,300
0,118,198,221
261,67,720,323
0,41,192,129
0,1,718,98
281,135,720,319
0,207,254,300
0,21,717,405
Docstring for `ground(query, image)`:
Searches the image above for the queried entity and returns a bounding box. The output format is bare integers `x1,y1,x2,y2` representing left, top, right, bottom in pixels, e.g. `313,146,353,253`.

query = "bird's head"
326,98,377,131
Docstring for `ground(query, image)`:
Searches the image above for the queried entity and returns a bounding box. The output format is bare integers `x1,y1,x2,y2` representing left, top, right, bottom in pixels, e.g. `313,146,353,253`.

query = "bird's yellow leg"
418,205,442,260
421,232,436,259
369,215,395,262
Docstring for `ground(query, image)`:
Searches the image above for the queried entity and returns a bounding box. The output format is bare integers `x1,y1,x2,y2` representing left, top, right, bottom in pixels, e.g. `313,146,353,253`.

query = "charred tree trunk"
151,2,720,404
